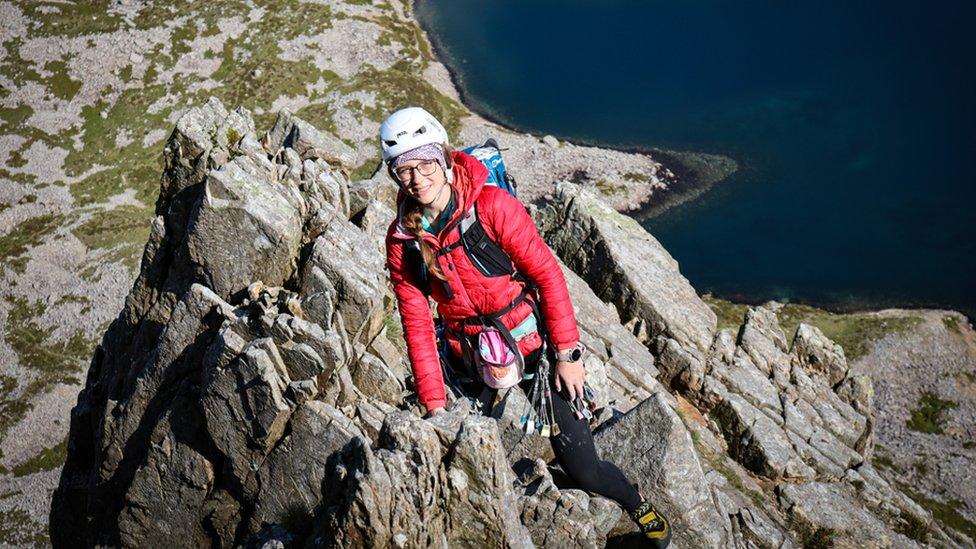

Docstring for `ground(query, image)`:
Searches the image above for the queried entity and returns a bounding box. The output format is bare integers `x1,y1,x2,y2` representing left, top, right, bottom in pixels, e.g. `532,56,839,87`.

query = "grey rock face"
300,215,388,345
778,482,919,548
187,156,305,299
538,182,716,353
265,109,357,172
249,401,365,536
516,458,622,548
791,323,848,387
595,393,728,547
313,411,532,548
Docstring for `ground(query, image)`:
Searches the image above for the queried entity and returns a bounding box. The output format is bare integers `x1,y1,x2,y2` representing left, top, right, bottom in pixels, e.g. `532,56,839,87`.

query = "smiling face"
395,158,448,206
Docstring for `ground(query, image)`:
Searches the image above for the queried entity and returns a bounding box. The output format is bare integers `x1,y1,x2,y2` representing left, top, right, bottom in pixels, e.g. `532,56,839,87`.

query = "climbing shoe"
629,499,672,548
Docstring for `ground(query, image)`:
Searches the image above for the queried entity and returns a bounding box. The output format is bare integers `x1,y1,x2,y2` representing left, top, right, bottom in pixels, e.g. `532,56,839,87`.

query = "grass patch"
0,104,33,129
341,61,467,144
11,437,68,477
594,179,626,197
963,441,975,450
702,294,749,334
5,296,93,396
899,483,976,541
623,171,650,183
21,1,124,38
0,214,65,274
0,507,48,548
942,315,963,335
775,302,920,362
71,205,152,251
44,60,82,101
790,514,837,549
894,511,929,544
906,391,958,434
871,452,902,474
0,375,30,444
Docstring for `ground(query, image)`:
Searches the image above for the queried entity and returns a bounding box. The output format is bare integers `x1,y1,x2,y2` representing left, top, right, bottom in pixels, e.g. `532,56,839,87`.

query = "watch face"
570,348,582,361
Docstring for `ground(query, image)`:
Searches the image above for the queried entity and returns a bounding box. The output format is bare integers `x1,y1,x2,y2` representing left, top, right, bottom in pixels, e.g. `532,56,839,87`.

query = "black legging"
452,349,643,512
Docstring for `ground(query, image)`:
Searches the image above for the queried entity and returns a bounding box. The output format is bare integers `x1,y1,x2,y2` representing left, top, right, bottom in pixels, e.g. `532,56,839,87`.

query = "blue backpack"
462,138,518,197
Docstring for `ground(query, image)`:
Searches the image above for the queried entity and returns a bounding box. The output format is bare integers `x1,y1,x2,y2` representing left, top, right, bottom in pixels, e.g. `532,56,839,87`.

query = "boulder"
299,216,387,345
186,155,305,300
313,411,533,548
595,393,728,547
791,323,849,387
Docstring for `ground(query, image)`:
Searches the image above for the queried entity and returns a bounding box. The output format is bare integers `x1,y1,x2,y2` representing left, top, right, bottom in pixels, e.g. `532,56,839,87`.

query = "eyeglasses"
394,159,439,181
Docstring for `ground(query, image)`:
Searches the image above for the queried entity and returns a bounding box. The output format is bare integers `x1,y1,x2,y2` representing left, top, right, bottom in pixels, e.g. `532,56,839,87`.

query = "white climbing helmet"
379,106,449,163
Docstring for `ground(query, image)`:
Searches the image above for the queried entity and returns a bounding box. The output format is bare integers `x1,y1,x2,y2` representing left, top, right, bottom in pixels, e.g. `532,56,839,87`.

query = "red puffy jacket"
385,151,580,411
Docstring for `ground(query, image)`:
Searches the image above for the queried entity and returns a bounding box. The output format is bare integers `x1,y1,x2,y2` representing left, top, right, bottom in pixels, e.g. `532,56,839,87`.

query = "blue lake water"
416,0,976,318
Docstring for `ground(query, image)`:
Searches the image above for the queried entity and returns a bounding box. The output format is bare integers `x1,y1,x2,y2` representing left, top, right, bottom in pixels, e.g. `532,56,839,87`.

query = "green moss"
894,512,929,543
0,507,48,548
623,171,650,183
703,294,749,334
942,315,962,335
775,303,921,362
44,60,82,101
225,127,242,146
4,296,93,398
963,441,976,450
11,437,68,477
383,312,405,345
790,514,837,549
899,484,976,540
0,214,65,274
906,391,958,434
72,206,152,250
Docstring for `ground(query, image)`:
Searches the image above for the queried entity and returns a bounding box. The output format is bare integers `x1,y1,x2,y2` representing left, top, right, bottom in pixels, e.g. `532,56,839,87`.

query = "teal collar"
420,196,456,234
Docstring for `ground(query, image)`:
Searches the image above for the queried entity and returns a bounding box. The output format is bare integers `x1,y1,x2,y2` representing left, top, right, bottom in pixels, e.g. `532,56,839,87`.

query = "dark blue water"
416,1,976,318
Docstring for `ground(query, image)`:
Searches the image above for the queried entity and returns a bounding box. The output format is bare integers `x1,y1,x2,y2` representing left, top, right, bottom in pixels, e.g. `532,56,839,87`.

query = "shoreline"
411,0,738,220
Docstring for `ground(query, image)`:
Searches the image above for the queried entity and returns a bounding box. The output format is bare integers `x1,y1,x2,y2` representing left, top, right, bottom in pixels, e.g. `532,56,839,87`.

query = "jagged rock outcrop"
536,181,717,354
541,182,959,547
52,99,958,548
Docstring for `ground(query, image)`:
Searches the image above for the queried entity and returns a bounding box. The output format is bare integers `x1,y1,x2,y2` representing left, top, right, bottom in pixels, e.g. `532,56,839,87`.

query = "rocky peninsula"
0,0,973,546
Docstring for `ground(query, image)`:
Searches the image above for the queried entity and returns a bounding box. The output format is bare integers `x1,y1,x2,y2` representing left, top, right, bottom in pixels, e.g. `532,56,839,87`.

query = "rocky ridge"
49,99,967,548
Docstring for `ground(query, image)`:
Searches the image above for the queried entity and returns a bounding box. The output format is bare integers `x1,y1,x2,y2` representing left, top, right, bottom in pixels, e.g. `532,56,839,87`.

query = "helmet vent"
384,140,398,146
413,126,427,136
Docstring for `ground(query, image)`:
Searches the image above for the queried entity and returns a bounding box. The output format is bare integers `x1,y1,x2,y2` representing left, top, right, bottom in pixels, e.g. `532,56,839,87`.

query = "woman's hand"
426,406,445,418
554,359,586,401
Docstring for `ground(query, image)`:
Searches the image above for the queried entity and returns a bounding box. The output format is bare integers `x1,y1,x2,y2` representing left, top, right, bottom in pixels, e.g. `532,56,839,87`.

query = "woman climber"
382,106,671,547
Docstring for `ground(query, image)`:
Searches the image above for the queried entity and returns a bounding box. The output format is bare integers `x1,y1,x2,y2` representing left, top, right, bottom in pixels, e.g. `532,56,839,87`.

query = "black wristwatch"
556,343,584,362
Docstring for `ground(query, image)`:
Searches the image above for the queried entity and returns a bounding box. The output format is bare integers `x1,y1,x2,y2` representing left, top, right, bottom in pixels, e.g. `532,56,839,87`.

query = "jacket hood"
389,150,489,240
